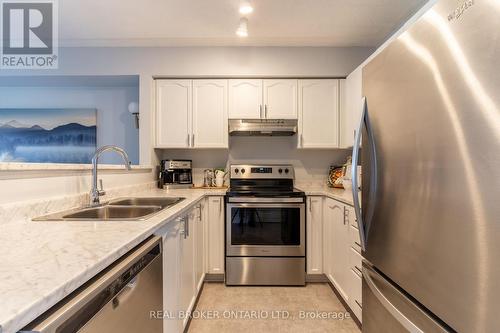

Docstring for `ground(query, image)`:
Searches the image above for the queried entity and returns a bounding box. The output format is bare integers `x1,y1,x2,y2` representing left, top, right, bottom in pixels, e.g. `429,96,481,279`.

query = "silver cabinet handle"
197,204,202,221
363,268,424,333
265,104,268,118
259,105,263,119
187,134,190,147
352,97,367,251
192,134,195,147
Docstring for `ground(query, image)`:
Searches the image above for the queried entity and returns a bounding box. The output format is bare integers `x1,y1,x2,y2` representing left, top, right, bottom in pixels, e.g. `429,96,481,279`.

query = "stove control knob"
241,168,246,174
234,168,239,174
285,168,289,174
278,168,283,174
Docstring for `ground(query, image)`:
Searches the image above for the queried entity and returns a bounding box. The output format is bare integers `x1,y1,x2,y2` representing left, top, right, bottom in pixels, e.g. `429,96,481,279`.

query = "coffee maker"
158,160,193,189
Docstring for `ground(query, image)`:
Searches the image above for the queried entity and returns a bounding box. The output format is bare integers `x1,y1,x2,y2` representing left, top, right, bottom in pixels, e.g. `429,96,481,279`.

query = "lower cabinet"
207,196,225,274
315,196,362,323
157,196,223,333
307,196,323,274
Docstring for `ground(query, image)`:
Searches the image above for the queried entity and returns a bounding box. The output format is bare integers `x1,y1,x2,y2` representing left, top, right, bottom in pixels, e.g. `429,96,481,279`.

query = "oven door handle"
227,197,305,203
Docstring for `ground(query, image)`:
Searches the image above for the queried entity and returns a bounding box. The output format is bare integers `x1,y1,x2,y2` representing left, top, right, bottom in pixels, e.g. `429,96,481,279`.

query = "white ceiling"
59,0,427,47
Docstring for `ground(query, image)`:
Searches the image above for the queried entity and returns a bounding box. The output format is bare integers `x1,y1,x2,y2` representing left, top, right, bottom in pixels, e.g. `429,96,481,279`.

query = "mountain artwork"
0,109,97,164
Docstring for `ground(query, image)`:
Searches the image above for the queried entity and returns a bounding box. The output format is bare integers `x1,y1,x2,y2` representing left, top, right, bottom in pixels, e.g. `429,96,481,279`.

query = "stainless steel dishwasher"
21,236,163,333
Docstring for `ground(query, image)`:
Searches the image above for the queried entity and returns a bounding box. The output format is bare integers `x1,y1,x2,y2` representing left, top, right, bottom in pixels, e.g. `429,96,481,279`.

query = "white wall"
0,46,373,206
159,136,352,187
0,84,140,164
0,46,373,166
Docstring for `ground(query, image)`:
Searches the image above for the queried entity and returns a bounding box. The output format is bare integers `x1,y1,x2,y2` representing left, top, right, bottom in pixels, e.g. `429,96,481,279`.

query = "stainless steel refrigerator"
351,0,500,332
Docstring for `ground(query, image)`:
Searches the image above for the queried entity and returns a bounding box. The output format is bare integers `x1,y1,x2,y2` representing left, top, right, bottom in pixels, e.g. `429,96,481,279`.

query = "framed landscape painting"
0,109,97,164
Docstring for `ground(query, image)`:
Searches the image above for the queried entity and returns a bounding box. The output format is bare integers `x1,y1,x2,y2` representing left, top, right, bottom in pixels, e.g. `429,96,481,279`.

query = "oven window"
229,207,301,245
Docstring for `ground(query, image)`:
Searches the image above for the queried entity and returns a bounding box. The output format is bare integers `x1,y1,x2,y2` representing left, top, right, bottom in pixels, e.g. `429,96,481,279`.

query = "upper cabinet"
192,80,228,148
263,79,298,119
156,79,228,149
228,79,298,120
341,68,363,148
228,79,263,119
156,80,191,148
298,79,341,149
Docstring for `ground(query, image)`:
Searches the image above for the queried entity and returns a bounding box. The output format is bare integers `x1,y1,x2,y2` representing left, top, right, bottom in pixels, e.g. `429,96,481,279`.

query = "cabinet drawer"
349,225,362,253
349,247,363,274
350,269,362,321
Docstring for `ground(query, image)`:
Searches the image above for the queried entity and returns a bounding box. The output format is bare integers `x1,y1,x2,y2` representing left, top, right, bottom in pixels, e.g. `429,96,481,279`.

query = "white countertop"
0,188,225,333
296,185,356,206
0,185,355,333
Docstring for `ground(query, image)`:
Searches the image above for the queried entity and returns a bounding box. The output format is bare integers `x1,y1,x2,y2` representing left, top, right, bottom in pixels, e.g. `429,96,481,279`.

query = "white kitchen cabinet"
228,79,263,119
323,198,350,301
228,79,298,120
263,79,298,119
298,79,340,148
160,218,182,333
206,196,225,274
192,80,228,148
156,79,228,149
156,80,192,148
341,68,363,148
306,196,323,274
193,201,205,292
179,214,196,329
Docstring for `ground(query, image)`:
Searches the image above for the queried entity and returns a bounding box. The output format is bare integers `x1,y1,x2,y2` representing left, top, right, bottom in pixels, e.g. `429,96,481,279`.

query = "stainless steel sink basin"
33,196,186,221
62,206,162,220
109,197,184,209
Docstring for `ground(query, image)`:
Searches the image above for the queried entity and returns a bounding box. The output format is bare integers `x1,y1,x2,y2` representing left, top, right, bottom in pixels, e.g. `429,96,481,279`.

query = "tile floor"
188,283,361,333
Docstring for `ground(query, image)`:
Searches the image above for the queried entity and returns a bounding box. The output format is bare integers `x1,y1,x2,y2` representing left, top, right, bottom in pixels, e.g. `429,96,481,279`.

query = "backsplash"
158,136,352,187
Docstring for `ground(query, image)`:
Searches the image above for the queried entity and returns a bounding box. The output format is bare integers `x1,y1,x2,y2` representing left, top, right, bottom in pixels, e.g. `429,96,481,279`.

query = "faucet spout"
90,145,131,206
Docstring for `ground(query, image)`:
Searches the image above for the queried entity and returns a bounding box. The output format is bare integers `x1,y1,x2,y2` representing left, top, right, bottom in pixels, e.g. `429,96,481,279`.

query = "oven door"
226,198,305,256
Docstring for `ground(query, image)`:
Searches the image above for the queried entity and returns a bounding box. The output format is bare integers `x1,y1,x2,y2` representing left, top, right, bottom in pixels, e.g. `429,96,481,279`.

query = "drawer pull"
355,266,362,274
355,300,362,309
355,241,361,247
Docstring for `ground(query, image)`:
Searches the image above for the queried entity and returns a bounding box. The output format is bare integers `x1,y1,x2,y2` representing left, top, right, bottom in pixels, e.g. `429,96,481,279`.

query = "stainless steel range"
225,164,306,286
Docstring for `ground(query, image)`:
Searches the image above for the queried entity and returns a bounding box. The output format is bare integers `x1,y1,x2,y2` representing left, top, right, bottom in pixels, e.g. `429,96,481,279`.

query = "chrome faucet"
90,145,131,206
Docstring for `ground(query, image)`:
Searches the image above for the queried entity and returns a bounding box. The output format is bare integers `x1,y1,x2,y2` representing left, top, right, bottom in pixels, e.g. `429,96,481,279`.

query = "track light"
236,17,248,37
239,1,253,15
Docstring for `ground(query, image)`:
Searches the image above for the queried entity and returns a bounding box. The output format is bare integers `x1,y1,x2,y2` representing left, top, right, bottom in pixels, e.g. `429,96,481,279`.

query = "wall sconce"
128,102,139,129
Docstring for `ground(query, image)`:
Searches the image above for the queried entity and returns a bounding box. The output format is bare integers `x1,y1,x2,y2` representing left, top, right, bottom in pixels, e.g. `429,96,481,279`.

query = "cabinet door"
161,220,182,333
306,196,323,274
228,79,262,119
179,215,195,329
263,79,298,119
298,79,340,148
192,80,228,148
324,199,350,301
156,80,192,148
342,69,362,148
207,196,224,274
193,203,205,292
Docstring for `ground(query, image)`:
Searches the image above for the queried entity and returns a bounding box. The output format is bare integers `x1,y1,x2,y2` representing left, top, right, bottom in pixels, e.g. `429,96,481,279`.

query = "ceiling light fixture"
239,1,253,15
236,17,249,37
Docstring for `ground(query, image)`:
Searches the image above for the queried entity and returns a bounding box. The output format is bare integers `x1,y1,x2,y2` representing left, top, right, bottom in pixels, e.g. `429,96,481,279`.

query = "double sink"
34,197,185,221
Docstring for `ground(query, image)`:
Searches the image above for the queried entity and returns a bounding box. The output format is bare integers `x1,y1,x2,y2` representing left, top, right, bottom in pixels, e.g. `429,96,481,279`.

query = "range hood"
228,119,297,136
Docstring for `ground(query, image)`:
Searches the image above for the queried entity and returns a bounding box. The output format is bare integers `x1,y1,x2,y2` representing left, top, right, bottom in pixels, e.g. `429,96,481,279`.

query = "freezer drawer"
362,263,450,333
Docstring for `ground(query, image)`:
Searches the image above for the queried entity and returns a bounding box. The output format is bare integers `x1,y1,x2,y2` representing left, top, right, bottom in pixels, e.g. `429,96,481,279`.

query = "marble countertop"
0,185,356,333
296,185,357,206
0,188,225,333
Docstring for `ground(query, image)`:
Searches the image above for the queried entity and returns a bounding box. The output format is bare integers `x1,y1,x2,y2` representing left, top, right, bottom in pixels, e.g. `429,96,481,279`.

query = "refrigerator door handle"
363,268,425,333
352,97,367,251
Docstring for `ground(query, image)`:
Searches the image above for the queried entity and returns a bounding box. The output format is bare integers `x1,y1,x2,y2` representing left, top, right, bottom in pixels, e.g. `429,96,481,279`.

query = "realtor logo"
1,0,58,69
